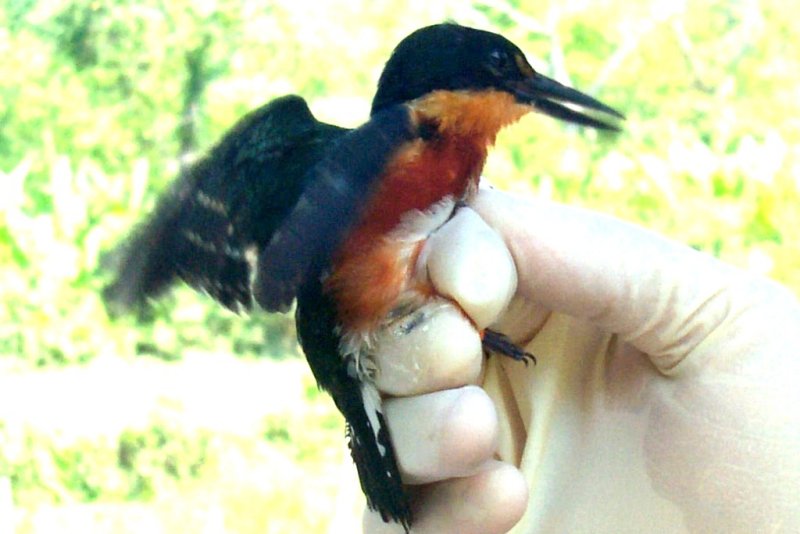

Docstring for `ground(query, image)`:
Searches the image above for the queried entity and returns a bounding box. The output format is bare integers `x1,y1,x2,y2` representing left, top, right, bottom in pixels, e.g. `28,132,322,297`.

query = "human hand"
363,188,800,533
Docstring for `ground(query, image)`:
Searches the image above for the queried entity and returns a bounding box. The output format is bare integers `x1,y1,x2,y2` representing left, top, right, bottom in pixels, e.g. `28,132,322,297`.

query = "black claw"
482,329,536,365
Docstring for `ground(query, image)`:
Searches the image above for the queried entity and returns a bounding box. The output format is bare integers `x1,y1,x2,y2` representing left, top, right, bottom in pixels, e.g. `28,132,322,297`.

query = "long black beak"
510,73,625,131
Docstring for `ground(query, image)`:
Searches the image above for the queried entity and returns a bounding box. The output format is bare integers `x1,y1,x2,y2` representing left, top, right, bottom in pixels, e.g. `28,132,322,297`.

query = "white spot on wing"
195,190,228,215
245,246,258,290
182,230,219,252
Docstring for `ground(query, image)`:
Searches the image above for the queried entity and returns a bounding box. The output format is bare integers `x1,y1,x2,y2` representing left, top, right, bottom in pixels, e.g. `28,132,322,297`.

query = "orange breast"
324,134,488,332
324,90,531,333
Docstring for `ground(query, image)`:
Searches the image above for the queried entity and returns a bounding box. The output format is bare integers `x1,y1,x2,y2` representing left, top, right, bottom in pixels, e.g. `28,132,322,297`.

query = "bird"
104,22,623,532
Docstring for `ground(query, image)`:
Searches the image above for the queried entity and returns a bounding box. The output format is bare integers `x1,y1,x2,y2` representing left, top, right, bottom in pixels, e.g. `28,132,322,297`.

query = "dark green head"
371,23,623,130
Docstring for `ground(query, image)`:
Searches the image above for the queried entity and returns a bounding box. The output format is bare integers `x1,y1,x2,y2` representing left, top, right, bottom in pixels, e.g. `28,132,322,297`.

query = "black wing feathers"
105,97,417,530
104,95,346,312
102,173,197,312
254,104,418,311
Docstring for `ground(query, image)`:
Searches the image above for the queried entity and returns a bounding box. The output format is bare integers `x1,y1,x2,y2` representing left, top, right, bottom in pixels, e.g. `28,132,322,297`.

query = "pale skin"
363,188,800,533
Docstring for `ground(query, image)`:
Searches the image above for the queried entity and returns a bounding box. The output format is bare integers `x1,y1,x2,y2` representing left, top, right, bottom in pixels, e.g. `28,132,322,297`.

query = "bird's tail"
347,380,411,531
295,277,412,530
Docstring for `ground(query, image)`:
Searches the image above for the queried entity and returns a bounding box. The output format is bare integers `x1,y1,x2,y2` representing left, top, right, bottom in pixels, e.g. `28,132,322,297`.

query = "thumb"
471,188,800,374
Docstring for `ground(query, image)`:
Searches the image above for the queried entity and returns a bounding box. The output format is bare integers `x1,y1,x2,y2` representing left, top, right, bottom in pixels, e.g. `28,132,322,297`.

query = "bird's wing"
295,276,411,530
254,103,418,311
104,95,347,312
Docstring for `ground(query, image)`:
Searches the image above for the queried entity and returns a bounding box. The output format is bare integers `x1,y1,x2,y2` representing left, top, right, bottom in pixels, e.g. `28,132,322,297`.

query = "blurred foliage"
1,420,213,505
1,0,800,531
0,409,340,506
2,0,799,365
0,371,350,533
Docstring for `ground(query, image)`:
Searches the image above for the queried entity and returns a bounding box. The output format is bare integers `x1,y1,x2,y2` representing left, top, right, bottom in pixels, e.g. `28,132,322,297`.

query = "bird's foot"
482,329,536,365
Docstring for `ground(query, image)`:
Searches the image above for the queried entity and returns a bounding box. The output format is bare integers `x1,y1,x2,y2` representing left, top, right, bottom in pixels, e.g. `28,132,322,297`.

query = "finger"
372,207,515,395
363,461,528,534
472,188,800,371
373,303,483,396
423,207,517,329
382,385,498,484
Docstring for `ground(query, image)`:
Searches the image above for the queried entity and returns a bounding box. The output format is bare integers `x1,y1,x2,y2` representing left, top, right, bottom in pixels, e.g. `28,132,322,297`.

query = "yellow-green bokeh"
1,0,799,531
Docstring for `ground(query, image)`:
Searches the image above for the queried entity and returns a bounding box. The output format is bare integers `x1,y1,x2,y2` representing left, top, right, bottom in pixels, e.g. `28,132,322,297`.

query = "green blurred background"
1,0,798,532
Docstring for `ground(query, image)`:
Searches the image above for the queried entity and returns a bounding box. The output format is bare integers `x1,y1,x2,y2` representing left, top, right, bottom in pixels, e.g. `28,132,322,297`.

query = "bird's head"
371,23,623,135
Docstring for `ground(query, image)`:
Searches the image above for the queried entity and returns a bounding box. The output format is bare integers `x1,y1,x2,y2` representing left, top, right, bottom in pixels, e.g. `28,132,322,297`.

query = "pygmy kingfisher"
105,22,623,531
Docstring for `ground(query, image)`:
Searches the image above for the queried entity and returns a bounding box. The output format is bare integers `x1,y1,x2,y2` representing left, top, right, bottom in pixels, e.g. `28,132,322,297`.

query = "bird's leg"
481,329,536,365
441,200,536,363
385,298,536,366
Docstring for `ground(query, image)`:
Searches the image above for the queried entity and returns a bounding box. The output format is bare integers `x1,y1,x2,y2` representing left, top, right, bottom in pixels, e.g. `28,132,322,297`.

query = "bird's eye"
488,49,513,73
